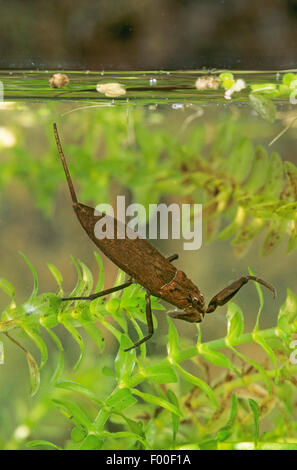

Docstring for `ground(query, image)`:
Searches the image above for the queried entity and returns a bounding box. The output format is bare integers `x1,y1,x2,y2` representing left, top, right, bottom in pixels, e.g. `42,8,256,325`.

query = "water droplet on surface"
172,103,184,110
149,78,157,87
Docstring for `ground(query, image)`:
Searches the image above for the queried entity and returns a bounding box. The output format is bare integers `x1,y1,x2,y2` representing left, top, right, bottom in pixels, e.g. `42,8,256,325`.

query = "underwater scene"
0,70,297,450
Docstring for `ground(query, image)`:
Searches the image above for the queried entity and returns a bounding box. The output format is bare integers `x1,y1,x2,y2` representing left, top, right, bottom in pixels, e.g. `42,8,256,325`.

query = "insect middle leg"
124,291,154,351
62,279,133,301
206,275,276,314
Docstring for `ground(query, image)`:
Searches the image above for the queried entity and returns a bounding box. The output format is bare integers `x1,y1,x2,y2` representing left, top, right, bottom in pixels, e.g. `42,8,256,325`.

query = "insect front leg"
124,291,154,351
166,254,179,262
206,275,276,313
62,279,133,301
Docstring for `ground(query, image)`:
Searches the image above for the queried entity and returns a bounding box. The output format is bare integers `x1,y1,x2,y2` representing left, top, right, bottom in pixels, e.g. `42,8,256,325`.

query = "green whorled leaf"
26,440,62,450
275,201,297,219
141,362,178,384
211,120,237,159
174,363,218,408
22,324,48,370
244,145,269,193
203,188,232,218
250,83,277,94
167,389,180,445
150,295,165,311
78,435,103,450
0,319,20,332
97,316,122,343
112,303,128,334
250,265,279,383
131,388,182,417
287,220,297,253
55,380,103,405
224,138,254,183
248,398,260,447
283,161,297,201
79,318,105,353
282,72,297,86
106,297,121,315
218,206,245,240
47,262,63,289
226,302,244,343
237,350,272,393
166,317,180,358
71,426,87,443
249,93,276,123
244,200,283,219
198,344,239,375
110,269,126,298
277,288,297,340
33,293,61,328
98,430,148,448
191,171,222,191
216,394,238,442
105,388,137,412
61,319,85,371
232,219,265,257
110,409,143,437
262,151,284,199
67,256,82,298
261,219,287,257
78,259,94,296
248,266,264,332
102,366,115,377
0,278,15,299
52,398,95,432
19,252,38,302
94,251,105,292
253,332,280,383
26,350,40,396
114,335,136,384
46,328,64,383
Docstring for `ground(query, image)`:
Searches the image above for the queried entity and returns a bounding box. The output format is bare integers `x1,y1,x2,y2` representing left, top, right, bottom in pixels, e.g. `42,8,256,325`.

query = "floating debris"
49,73,70,89
224,79,246,100
195,76,220,91
96,82,126,98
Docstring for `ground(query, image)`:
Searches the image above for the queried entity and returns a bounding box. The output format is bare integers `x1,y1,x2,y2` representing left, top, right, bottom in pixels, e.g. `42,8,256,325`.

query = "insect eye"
188,294,199,306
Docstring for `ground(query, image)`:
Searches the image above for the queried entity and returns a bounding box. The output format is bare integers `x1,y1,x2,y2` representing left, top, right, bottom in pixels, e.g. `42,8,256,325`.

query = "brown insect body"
53,123,275,350
74,201,205,321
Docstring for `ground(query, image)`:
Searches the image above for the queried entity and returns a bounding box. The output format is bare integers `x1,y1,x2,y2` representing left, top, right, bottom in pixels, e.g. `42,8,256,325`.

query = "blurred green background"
0,99,296,448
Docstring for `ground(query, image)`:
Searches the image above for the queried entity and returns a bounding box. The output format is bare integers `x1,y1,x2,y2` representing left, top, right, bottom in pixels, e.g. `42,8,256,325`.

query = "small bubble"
172,103,184,110
149,78,157,87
